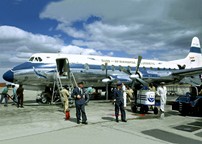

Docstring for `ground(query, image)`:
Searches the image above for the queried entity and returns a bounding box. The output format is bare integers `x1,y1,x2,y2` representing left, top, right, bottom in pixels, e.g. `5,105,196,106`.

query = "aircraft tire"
154,107,158,115
41,92,48,104
131,105,137,113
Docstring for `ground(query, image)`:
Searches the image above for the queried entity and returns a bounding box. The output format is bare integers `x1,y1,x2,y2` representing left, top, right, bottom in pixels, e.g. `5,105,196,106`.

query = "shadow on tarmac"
102,117,114,121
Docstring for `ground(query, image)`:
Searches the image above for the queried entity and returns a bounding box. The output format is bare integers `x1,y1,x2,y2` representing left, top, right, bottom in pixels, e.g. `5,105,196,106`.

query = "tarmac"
0,89,202,144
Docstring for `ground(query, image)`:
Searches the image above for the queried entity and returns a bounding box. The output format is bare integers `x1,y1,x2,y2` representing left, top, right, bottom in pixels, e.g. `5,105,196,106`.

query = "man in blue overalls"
113,82,127,122
0,85,9,107
71,82,88,124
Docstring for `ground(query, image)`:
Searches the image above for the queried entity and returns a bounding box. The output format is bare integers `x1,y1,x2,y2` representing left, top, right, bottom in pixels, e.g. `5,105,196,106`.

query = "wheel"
131,104,137,113
41,93,48,104
140,105,145,114
153,107,158,115
140,105,149,114
144,105,149,113
36,99,40,103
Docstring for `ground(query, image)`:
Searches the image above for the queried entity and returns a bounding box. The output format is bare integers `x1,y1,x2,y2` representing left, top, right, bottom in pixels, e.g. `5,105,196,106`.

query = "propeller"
134,56,148,86
135,56,142,74
119,65,131,75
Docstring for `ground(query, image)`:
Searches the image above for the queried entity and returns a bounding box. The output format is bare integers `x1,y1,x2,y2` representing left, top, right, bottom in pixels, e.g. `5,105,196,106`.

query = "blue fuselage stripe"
12,62,174,78
190,47,201,53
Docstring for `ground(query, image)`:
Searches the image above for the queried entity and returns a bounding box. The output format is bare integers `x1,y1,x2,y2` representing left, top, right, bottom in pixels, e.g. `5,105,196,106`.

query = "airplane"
2,36,202,101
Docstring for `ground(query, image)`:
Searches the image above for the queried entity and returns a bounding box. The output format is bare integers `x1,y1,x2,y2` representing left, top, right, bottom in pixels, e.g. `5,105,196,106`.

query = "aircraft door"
56,58,70,78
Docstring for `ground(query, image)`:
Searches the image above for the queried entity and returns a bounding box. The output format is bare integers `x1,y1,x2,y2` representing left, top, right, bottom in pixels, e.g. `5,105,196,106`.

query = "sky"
0,0,202,82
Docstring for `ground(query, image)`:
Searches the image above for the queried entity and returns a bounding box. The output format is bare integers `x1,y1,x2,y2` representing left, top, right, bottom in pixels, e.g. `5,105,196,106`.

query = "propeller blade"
136,56,142,74
136,77,148,86
119,66,131,75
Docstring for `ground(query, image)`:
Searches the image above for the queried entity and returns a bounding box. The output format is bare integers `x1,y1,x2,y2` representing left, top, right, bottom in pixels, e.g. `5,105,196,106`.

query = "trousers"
76,104,87,122
17,95,24,107
0,94,8,106
115,101,126,120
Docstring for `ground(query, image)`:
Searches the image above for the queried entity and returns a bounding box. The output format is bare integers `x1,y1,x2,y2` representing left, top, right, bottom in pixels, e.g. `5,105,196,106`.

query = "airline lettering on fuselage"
101,59,136,64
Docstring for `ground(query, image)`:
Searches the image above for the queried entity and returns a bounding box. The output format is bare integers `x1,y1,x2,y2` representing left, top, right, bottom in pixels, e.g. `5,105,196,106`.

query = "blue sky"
0,0,202,81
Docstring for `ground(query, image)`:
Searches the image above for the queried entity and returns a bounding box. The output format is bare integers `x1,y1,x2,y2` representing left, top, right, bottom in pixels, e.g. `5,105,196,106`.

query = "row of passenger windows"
84,64,176,71
29,57,43,62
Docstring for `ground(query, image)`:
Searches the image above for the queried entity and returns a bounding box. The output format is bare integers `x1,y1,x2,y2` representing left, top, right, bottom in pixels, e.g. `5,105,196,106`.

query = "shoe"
21,106,24,108
4,105,8,107
122,120,127,122
82,122,88,125
116,119,119,123
77,120,80,124
160,109,164,113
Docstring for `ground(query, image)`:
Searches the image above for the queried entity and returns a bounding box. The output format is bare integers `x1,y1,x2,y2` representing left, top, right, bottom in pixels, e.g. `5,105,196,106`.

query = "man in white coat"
122,83,127,108
156,82,167,112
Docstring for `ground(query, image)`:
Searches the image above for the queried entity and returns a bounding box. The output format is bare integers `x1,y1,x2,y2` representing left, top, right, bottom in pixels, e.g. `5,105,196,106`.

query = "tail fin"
190,37,201,53
186,37,202,68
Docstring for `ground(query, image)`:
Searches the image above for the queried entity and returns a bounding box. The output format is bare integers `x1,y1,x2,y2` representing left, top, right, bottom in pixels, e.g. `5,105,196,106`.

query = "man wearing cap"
71,82,88,124
156,82,167,112
113,82,127,122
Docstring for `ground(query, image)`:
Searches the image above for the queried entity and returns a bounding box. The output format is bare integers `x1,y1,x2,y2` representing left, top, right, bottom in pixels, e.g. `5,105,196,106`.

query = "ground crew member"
12,85,18,105
122,83,127,108
149,83,156,92
17,84,24,108
60,86,70,113
0,85,9,107
125,85,133,103
113,82,127,123
71,82,88,124
156,82,167,112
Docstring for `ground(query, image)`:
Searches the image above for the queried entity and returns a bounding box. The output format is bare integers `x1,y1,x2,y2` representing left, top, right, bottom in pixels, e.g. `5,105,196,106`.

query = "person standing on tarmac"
122,83,127,108
113,82,127,123
71,82,88,124
17,84,24,108
12,85,18,105
60,86,70,113
156,82,167,112
0,85,9,107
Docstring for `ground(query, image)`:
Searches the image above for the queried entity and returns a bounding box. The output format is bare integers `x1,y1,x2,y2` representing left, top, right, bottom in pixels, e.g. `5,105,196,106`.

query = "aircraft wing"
171,67,202,77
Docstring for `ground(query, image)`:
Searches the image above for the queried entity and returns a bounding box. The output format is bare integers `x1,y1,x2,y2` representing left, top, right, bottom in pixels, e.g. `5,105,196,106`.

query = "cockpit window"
29,57,34,61
29,56,43,62
38,57,42,62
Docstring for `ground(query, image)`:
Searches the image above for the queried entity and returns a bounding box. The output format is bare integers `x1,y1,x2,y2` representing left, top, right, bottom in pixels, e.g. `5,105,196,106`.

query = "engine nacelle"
130,72,143,80
102,76,115,83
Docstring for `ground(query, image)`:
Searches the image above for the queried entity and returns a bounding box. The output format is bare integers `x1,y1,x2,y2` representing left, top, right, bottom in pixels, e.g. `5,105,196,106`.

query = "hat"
160,82,165,85
117,82,122,86
78,81,84,85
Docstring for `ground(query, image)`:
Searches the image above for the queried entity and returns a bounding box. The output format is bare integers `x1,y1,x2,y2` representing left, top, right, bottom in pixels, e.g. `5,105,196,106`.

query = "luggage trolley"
131,90,158,114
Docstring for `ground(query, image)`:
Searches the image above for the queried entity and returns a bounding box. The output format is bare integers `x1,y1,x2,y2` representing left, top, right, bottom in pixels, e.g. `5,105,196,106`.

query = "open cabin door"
56,58,70,79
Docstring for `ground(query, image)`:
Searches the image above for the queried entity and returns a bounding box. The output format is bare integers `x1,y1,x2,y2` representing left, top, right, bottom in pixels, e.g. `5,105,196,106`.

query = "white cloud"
40,0,202,60
61,45,102,55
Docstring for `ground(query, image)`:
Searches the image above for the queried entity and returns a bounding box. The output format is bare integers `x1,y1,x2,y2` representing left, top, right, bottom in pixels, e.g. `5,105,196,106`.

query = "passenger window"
34,57,38,61
111,65,115,71
101,64,106,71
84,63,89,70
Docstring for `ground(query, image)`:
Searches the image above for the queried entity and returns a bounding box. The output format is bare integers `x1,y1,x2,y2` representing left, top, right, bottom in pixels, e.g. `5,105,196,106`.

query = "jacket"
71,87,85,105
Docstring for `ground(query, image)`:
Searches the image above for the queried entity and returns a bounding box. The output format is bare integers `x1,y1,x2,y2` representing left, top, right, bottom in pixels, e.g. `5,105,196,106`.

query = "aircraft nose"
3,70,14,83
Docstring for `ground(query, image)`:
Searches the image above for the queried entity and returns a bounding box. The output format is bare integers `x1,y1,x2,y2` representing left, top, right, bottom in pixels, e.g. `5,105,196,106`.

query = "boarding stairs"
51,70,77,105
